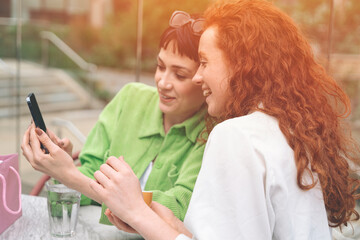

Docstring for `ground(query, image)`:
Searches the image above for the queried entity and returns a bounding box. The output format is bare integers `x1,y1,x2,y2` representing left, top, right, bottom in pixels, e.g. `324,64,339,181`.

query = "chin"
208,108,221,118
159,104,174,115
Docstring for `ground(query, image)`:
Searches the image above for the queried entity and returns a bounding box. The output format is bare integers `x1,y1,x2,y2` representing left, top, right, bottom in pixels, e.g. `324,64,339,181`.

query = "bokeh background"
0,0,360,239
0,0,359,238
1,0,359,100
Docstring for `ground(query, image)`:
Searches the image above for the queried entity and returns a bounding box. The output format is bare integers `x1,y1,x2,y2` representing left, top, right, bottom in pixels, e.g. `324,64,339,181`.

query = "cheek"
184,86,204,104
215,88,230,111
154,70,161,84
176,83,204,102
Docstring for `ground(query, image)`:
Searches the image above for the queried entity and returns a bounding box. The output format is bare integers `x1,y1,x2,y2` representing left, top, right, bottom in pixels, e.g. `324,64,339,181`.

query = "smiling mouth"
161,94,173,99
203,89,212,97
159,93,176,101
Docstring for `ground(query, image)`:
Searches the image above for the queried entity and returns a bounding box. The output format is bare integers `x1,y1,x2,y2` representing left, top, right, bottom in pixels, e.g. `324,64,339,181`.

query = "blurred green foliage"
276,0,360,54
1,0,359,70
65,0,213,71
1,0,359,114
1,0,359,71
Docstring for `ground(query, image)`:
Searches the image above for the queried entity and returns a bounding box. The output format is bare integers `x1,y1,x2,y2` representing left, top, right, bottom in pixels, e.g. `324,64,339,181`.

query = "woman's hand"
21,124,77,182
105,201,193,238
89,156,148,223
46,128,73,157
149,202,178,229
151,202,192,237
104,202,180,234
105,208,138,234
90,157,190,240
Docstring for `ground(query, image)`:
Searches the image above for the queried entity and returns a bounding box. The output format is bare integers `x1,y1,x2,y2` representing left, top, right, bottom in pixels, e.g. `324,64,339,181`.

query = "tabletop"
1,194,144,240
1,195,359,240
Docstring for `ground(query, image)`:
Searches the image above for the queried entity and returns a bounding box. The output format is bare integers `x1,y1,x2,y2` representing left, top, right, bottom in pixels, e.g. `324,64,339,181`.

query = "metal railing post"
15,0,22,158
326,0,335,72
135,0,143,82
51,118,86,145
40,31,97,72
42,37,49,68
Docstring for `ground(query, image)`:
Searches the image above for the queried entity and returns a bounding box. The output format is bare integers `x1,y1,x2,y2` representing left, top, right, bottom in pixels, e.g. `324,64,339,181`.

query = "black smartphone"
26,93,49,153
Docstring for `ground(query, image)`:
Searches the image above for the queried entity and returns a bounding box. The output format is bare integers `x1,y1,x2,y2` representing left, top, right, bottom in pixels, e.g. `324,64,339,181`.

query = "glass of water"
45,179,81,238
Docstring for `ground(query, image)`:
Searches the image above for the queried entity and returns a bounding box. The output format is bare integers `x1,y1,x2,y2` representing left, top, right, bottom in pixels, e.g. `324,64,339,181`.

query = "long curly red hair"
204,0,360,227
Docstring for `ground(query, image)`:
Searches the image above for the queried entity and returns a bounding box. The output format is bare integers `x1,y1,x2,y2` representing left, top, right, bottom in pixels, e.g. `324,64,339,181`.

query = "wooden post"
135,0,143,82
326,0,335,72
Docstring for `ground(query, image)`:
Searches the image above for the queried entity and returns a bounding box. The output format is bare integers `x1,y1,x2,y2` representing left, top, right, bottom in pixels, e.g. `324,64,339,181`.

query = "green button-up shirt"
78,83,207,224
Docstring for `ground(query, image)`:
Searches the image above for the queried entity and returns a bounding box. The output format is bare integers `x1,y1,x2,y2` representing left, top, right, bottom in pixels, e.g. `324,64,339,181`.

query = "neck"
163,112,194,134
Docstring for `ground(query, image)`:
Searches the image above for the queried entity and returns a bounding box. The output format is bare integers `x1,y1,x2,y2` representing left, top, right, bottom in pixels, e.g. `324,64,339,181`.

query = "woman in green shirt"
22,11,207,223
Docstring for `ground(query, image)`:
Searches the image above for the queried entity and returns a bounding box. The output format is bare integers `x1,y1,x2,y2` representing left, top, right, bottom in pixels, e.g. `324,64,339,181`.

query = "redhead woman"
82,1,360,239
22,11,207,225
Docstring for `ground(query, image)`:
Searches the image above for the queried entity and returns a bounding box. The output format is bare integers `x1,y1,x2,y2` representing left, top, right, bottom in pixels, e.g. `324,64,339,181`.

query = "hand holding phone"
26,93,49,153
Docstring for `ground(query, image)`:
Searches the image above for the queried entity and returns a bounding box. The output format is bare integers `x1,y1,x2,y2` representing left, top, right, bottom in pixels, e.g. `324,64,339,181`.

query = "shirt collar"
138,98,165,138
173,105,207,143
139,100,207,143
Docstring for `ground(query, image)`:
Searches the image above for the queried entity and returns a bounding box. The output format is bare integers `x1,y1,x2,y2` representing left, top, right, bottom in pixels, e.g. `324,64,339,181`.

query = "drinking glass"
45,179,81,238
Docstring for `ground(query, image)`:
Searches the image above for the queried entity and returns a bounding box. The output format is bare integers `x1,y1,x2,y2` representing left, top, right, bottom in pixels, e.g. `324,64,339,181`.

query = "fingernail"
35,128,43,136
105,208,110,215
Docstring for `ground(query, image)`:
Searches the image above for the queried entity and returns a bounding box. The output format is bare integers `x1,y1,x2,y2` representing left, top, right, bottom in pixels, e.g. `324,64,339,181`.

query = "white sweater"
177,111,331,240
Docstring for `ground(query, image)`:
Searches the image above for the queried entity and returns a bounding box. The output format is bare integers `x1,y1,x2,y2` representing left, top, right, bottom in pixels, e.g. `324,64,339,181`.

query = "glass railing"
0,14,22,155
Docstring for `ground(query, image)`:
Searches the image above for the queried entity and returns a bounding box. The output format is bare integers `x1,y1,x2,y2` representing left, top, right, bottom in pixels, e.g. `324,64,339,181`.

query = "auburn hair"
159,13,202,62
204,0,360,227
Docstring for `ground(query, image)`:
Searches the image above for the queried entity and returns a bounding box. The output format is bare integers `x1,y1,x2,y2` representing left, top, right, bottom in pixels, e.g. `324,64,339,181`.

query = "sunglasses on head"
169,10,204,36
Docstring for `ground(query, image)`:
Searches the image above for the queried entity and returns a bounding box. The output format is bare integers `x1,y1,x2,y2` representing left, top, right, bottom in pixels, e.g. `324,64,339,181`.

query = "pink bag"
0,154,22,234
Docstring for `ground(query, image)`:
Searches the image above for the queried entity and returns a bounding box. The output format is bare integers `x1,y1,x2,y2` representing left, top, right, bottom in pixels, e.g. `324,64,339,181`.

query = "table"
2,195,359,240
1,194,144,240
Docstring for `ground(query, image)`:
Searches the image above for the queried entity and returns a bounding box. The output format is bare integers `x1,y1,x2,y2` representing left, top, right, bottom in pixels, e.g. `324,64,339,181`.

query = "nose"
192,70,203,85
157,73,172,90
